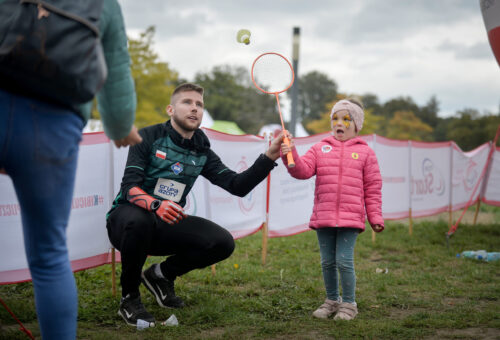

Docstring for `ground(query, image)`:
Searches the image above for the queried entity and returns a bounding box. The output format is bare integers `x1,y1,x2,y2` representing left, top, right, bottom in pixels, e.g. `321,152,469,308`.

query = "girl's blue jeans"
316,227,359,303
0,89,83,339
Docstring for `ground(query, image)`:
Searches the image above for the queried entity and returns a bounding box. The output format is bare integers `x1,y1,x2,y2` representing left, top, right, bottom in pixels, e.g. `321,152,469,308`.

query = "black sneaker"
141,265,185,308
118,293,155,327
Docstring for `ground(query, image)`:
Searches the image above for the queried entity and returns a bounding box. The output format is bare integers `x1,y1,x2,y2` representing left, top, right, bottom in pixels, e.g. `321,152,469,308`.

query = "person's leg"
139,215,234,308
0,90,83,339
335,228,359,304
106,203,157,297
149,215,235,279
316,227,340,301
106,204,157,326
312,228,343,318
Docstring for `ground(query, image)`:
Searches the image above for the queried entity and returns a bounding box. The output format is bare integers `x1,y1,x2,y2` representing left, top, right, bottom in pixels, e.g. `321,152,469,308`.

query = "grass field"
1,216,499,339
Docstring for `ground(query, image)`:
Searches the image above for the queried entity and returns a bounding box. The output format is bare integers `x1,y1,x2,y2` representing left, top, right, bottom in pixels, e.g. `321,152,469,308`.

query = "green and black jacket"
109,120,276,215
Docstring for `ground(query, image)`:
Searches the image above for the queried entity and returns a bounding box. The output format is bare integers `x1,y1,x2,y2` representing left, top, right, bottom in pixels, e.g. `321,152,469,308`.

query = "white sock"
154,264,164,279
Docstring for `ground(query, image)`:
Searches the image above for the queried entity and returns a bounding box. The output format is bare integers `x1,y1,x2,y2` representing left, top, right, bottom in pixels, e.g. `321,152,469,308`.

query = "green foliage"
386,110,434,141
445,109,500,151
2,218,499,339
304,110,330,134
381,96,421,119
128,26,178,129
420,95,440,127
297,71,338,128
195,65,279,134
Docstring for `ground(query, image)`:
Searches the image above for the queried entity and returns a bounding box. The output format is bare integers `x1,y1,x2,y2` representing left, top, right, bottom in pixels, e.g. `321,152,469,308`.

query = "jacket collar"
164,120,211,152
322,135,368,147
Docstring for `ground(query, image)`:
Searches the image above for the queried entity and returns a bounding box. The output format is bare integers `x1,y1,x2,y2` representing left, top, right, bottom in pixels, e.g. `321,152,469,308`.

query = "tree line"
109,27,499,152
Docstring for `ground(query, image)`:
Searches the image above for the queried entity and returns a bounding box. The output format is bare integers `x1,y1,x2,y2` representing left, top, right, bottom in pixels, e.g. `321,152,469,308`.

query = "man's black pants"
106,203,235,297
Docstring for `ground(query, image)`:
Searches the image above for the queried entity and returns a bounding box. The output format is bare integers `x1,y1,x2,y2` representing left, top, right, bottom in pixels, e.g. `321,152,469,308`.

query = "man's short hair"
172,83,204,100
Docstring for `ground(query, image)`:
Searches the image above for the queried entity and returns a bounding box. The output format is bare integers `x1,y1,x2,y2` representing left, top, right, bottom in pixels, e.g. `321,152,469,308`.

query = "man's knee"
221,235,235,258
107,205,155,249
211,232,235,260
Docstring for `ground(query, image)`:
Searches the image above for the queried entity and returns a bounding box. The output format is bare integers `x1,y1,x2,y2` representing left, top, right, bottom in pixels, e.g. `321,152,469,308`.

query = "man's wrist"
150,199,161,212
264,150,279,161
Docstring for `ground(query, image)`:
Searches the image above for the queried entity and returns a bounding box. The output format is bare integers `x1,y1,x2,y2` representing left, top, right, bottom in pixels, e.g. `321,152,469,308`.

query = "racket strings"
252,53,294,94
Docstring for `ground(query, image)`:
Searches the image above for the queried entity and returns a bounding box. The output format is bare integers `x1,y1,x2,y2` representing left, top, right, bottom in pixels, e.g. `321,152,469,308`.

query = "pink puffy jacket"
282,136,384,232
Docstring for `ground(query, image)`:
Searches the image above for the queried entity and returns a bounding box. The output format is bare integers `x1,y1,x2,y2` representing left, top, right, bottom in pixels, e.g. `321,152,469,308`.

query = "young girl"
281,98,384,321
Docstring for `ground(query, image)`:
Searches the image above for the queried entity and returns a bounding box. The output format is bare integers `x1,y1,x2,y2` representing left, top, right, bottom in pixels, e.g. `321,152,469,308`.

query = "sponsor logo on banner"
453,159,480,192
0,203,21,217
156,150,166,159
463,160,479,191
321,145,332,153
171,162,183,175
411,158,445,197
236,157,255,214
71,195,105,210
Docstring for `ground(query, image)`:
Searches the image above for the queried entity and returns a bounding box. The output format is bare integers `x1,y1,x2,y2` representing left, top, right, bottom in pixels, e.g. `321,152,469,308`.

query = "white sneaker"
333,302,358,321
312,298,342,319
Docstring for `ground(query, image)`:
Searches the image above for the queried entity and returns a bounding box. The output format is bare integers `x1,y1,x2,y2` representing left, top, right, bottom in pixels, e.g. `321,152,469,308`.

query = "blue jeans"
316,227,359,303
0,89,83,340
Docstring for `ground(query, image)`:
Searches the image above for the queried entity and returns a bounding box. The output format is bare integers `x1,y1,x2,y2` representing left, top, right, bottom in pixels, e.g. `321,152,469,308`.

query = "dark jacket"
110,120,276,213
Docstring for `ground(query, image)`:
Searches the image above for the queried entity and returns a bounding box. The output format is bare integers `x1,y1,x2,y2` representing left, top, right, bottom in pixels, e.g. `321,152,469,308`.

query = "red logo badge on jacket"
156,150,166,159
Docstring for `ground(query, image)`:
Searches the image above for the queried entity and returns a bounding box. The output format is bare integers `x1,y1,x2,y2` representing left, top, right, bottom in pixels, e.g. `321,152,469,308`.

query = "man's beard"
172,114,200,132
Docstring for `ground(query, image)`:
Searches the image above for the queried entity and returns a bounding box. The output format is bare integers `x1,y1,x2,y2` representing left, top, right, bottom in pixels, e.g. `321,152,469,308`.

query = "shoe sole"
312,312,331,319
141,271,173,309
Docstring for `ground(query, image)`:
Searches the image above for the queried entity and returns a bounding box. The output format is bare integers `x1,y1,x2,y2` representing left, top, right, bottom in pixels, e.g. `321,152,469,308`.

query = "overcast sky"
119,0,499,119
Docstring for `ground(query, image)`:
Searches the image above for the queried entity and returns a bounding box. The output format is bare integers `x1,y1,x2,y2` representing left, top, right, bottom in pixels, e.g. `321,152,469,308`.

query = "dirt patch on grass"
389,306,427,319
197,327,226,338
265,331,334,340
442,297,467,307
430,327,500,339
396,210,495,225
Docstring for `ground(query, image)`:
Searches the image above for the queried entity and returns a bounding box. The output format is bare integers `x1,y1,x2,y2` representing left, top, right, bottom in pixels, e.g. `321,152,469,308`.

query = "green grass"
1,220,499,339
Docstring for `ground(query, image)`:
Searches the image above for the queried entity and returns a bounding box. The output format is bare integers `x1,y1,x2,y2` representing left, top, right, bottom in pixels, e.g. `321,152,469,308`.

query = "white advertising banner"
66,135,113,266
451,143,490,209
0,176,24,281
2,130,499,284
483,148,500,205
410,142,451,217
112,144,129,198
201,129,267,239
0,133,113,284
375,136,410,219
267,133,326,237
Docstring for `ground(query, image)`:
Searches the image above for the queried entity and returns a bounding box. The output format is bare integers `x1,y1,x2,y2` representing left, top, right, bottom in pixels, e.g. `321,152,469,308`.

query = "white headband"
330,99,364,132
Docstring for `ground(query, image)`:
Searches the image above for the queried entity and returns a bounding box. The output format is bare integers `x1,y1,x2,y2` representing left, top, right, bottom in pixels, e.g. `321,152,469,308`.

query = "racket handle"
283,136,295,168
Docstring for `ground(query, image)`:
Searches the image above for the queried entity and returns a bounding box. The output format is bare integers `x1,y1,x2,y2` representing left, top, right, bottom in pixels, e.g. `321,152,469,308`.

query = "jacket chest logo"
351,152,359,159
155,150,166,159
171,162,183,175
321,145,332,153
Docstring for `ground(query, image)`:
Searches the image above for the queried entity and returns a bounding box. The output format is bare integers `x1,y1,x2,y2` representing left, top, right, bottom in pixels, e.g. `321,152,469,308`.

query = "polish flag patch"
155,150,166,159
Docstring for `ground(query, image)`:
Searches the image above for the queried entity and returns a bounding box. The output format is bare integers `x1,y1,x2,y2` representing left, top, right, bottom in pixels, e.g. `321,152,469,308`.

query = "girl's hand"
372,224,384,232
281,131,294,155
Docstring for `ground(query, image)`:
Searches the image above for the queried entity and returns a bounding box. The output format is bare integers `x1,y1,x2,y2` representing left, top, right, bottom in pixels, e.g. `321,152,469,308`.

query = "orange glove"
154,199,186,225
127,186,186,224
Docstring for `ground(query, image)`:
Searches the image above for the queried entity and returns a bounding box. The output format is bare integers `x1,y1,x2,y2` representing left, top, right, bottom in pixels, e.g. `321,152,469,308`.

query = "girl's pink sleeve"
280,145,317,180
363,148,384,227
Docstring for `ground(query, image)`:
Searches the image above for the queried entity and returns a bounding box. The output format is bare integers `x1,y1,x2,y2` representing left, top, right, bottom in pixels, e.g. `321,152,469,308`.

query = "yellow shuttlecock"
236,29,251,45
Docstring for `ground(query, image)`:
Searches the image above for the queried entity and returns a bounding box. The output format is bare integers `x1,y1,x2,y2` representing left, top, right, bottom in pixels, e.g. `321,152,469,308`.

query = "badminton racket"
251,52,295,167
